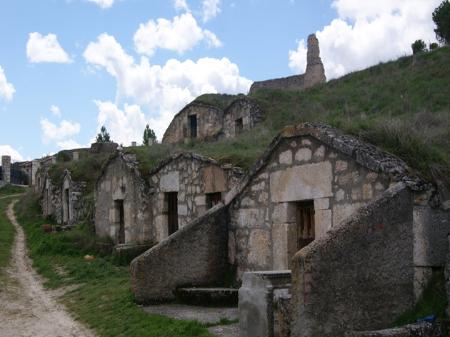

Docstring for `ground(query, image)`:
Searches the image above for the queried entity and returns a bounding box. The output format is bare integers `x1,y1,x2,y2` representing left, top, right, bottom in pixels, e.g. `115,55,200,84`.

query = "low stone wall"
291,183,416,337
345,322,435,337
130,204,230,303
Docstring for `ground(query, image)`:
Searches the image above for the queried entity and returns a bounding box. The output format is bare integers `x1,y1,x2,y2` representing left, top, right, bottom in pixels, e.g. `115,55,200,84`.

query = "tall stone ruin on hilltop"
249,34,326,94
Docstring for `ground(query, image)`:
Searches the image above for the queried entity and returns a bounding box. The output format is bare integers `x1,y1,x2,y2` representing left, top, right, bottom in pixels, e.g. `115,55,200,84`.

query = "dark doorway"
115,200,125,244
206,192,222,209
296,201,315,250
166,192,179,235
64,189,70,224
189,115,197,138
235,118,243,134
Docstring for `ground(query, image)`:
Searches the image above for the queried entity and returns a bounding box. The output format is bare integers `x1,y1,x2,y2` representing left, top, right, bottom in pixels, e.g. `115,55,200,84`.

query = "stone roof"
241,123,429,193
148,152,244,177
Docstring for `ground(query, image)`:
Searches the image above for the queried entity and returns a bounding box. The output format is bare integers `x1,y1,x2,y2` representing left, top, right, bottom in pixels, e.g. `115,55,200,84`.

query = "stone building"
149,153,243,242
131,122,449,327
95,153,153,245
249,34,326,94
162,97,263,145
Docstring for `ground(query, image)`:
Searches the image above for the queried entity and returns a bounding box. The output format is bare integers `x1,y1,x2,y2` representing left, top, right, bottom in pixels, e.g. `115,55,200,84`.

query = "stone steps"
176,287,238,307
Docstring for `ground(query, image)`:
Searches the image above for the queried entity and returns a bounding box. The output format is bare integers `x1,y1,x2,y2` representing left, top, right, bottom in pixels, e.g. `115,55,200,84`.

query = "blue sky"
0,0,441,161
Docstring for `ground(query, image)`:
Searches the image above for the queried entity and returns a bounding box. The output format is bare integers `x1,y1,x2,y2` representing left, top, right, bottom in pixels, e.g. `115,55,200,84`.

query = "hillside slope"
190,46,450,178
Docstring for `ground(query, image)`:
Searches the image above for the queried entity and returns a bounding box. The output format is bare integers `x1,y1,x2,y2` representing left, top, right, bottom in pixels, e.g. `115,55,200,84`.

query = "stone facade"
162,98,263,145
229,133,391,278
249,34,326,94
149,153,243,242
162,103,223,144
223,98,264,138
95,153,153,245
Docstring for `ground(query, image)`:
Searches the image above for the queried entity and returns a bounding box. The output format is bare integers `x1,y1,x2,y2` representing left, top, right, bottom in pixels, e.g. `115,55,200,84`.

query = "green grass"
393,270,447,326
14,191,213,337
0,186,26,280
0,184,27,197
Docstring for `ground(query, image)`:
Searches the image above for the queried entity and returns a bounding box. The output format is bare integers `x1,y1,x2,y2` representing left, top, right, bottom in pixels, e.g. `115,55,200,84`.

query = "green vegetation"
48,150,112,191
0,184,27,197
393,270,447,326
96,125,112,143
194,93,246,110
14,191,213,337
0,198,16,275
412,39,426,55
433,0,450,44
143,124,157,146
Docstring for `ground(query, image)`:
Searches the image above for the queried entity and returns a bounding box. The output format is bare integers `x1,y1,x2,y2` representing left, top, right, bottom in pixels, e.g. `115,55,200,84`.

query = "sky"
0,0,442,162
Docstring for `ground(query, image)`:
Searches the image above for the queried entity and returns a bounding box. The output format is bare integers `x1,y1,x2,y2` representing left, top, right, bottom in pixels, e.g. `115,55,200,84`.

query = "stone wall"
130,204,230,303
149,153,243,242
95,154,153,245
223,98,264,138
291,183,415,337
42,175,61,220
162,103,223,144
229,135,391,278
61,171,87,227
1,155,11,184
345,323,436,337
249,34,326,94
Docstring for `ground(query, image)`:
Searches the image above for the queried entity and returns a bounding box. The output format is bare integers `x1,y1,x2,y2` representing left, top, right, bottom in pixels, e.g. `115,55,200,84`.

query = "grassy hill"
188,46,450,178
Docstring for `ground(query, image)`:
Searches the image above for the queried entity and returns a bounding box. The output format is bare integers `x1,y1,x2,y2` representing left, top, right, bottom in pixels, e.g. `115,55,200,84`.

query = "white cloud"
56,139,82,150
50,105,61,117
86,0,114,9
40,118,80,145
0,66,15,102
0,145,24,162
174,0,189,12
94,100,148,145
133,13,221,56
289,0,441,79
202,0,221,22
84,33,251,139
26,32,72,63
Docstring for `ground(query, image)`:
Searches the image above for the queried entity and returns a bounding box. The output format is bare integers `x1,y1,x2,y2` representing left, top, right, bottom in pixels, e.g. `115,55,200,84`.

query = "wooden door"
296,201,315,250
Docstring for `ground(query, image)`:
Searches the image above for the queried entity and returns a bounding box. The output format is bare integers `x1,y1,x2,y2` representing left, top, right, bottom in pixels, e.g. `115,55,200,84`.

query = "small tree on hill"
96,126,111,143
411,39,426,55
433,0,450,44
429,42,439,50
143,124,157,145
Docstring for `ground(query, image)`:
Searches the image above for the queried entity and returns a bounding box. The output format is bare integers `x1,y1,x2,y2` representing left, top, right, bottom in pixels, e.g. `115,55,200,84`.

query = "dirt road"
0,200,95,337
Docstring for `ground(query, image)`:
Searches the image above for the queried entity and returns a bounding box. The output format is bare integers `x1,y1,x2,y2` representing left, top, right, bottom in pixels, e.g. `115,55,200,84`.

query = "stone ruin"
249,34,326,94
162,97,263,144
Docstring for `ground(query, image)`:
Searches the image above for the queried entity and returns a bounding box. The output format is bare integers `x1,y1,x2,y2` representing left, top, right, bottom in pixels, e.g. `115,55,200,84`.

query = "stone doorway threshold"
142,304,239,337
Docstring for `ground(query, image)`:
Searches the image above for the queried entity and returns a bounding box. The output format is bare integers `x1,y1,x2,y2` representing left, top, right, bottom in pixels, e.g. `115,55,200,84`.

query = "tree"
411,39,426,55
429,42,439,50
96,126,111,143
433,0,450,44
143,124,157,145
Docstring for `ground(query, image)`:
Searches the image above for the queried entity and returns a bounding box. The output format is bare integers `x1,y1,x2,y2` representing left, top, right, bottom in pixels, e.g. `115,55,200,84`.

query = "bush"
412,39,427,54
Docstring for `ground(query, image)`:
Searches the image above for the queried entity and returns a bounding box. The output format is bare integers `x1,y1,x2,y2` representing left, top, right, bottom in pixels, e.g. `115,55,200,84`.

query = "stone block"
313,145,325,160
203,165,227,193
363,184,373,200
178,204,188,216
295,148,312,162
333,203,362,227
335,160,348,172
272,203,296,223
270,162,333,202
160,171,180,192
248,229,271,267
314,198,329,210
315,209,332,239
272,223,297,270
279,150,293,165
194,195,206,206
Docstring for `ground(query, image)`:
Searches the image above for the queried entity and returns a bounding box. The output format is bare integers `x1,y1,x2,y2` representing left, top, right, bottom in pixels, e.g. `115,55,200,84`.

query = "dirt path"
0,200,96,337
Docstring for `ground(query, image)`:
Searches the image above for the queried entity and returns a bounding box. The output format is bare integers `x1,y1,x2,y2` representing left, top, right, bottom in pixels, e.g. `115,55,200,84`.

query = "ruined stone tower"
249,33,326,94
304,34,326,88
1,155,11,184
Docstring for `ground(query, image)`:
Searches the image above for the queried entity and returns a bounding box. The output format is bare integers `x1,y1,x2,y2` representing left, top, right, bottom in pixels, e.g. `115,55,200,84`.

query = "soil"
0,200,96,337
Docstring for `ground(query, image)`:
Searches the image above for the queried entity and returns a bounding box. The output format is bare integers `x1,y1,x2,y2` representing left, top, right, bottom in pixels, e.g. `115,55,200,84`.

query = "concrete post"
1,156,11,184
